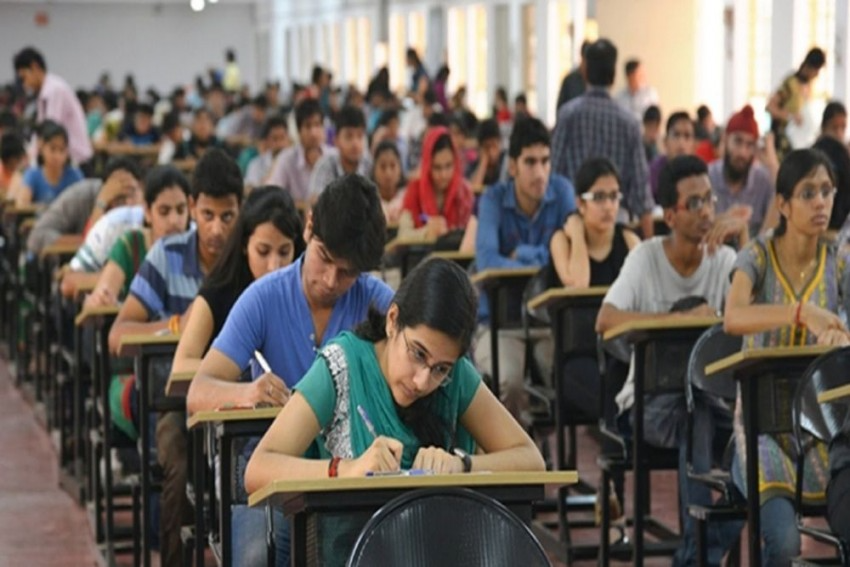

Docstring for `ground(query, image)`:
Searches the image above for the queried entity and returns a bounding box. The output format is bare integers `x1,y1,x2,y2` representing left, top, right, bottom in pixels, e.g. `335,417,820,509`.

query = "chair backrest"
793,347,850,448
685,324,742,412
346,487,552,567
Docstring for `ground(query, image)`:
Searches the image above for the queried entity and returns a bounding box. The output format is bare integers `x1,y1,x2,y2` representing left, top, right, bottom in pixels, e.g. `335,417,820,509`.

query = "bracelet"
794,301,804,327
328,457,341,478
168,314,180,335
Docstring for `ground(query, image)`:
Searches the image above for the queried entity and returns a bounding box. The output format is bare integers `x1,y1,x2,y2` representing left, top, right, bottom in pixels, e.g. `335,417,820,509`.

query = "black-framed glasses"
402,330,454,387
580,190,622,204
793,185,837,202
678,193,717,213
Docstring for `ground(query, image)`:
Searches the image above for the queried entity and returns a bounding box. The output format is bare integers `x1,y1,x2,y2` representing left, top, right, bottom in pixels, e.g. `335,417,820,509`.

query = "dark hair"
311,174,386,272
803,47,826,70
103,156,142,182
585,39,618,87
372,140,405,188
643,105,661,125
431,132,455,158
251,94,268,109
812,136,850,230
665,111,692,134
135,103,154,116
435,65,450,82
226,48,236,63
193,107,213,122
775,148,835,236
508,116,550,159
423,90,438,106
427,112,449,128
261,115,288,139
378,109,399,127
0,111,18,132
294,98,323,131
13,47,46,72
657,155,708,209
574,157,620,196
202,185,305,296
515,94,527,105
144,164,190,207
625,59,640,76
406,47,421,65
334,105,366,132
476,118,501,145
191,148,244,203
161,111,181,133
354,258,478,448
0,132,25,164
311,65,325,85
494,87,508,103
822,101,847,130
447,114,468,136
697,105,712,123
36,120,69,166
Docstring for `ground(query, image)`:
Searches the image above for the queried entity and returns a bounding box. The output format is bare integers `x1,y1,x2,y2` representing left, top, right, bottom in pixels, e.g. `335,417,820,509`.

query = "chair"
791,348,850,565
346,487,552,567
684,324,744,566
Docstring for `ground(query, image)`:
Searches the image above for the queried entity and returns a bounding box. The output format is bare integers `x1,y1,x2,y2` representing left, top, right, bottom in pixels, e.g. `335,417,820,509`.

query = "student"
244,258,545,562
109,148,243,567
264,98,331,202
84,165,191,310
595,155,745,566
467,118,506,190
12,121,83,206
172,186,304,371
308,105,371,200
642,105,662,163
400,126,473,240
371,140,406,225
157,111,184,165
173,107,222,163
473,116,576,420
724,148,850,566
0,131,26,200
119,103,160,146
548,157,640,289
244,115,289,188
820,101,847,143
649,111,695,199
187,174,393,566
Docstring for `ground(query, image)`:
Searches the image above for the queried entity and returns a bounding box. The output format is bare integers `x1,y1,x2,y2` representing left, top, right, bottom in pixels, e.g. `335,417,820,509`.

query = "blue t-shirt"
23,165,84,203
211,256,394,388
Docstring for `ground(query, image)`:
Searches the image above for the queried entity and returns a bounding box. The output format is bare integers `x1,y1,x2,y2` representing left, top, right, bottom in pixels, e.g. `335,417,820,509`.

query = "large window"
388,12,407,93
523,4,538,116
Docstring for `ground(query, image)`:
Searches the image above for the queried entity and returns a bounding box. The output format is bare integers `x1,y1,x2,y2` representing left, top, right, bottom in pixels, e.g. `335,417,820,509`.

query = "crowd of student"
3,35,850,567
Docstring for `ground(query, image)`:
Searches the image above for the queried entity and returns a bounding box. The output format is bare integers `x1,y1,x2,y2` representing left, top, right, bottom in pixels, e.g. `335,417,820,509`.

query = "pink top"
37,73,93,164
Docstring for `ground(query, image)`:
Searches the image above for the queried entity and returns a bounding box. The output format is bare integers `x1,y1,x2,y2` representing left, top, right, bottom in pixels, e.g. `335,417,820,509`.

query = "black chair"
346,487,552,567
791,348,850,565
684,324,744,566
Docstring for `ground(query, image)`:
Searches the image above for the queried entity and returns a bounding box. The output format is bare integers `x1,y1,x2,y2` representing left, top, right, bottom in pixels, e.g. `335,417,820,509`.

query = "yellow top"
603,316,720,341
187,406,281,429
526,286,609,311
705,344,834,377
248,470,578,507
470,267,540,285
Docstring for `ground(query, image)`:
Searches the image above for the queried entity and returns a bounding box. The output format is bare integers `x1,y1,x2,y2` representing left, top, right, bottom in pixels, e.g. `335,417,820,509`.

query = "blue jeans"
232,505,290,567
732,454,801,566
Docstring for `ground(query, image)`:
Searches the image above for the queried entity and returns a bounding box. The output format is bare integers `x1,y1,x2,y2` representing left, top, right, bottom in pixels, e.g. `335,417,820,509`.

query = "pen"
254,350,271,374
357,404,378,440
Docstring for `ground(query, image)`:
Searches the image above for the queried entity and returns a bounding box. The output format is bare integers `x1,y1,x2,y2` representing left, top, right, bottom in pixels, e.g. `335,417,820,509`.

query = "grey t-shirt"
26,178,101,255
602,237,737,411
708,159,775,236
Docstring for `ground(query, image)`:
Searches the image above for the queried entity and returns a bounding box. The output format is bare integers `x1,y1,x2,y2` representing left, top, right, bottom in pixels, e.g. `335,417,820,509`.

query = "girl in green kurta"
245,258,545,561
725,148,850,565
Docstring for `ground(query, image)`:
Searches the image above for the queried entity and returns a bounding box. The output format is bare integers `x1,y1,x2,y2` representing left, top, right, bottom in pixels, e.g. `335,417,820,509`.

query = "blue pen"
357,404,378,440
419,213,430,224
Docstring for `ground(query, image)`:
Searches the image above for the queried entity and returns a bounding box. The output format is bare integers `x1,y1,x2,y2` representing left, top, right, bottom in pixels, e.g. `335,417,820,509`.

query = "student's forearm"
565,236,590,288
469,444,545,473
724,303,795,336
186,373,250,414
244,451,336,493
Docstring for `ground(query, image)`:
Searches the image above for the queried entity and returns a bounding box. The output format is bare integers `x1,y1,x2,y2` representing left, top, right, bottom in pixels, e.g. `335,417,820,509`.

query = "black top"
546,223,630,288
198,284,241,354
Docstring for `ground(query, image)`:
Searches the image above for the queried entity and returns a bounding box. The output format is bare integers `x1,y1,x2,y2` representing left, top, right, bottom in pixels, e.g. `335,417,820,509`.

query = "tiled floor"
0,350,836,566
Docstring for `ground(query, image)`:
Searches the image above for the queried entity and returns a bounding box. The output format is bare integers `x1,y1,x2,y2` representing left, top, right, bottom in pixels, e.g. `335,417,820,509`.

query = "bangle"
795,301,804,327
168,314,180,335
95,198,108,210
328,457,341,478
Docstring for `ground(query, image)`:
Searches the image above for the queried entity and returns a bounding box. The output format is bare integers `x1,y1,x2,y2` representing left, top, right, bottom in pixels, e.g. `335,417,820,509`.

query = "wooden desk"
250,471,578,567
166,359,201,397
602,315,718,565
471,267,540,400
75,305,121,327
188,407,280,566
39,235,84,259
384,236,438,278
706,345,834,566
118,332,182,567
424,249,475,270
818,383,850,404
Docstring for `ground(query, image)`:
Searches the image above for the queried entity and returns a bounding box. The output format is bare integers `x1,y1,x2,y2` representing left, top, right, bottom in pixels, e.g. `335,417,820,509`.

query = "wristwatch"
451,447,472,473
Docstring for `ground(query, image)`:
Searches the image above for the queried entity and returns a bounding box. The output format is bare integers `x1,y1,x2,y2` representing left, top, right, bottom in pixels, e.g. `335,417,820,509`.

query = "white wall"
0,2,260,94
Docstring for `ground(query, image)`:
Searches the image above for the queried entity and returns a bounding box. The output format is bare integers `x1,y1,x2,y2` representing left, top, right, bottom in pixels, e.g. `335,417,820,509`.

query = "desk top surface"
603,316,720,341
248,470,578,507
424,250,475,262
818,383,850,404
75,304,120,326
527,286,609,310
187,406,281,429
165,359,201,397
40,236,84,258
705,344,834,376
117,332,180,356
470,267,540,285
384,235,437,253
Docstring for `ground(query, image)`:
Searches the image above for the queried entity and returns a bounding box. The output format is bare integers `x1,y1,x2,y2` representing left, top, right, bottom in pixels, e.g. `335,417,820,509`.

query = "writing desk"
118,332,181,567
424,249,475,270
249,470,578,567
187,407,281,566
166,359,201,397
470,267,540,400
818,383,850,404
603,316,719,565
384,235,437,279
705,345,834,567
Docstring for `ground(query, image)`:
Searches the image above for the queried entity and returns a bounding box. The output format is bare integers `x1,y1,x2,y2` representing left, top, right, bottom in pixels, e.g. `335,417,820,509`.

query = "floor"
0,349,835,566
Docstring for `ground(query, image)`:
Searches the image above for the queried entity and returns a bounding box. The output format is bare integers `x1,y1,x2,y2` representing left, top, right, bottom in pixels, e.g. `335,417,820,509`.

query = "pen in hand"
254,350,271,373
357,404,378,440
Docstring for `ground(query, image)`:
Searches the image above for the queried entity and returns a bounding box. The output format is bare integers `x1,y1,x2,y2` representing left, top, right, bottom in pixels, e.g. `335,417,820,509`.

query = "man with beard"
708,105,775,237
109,148,242,567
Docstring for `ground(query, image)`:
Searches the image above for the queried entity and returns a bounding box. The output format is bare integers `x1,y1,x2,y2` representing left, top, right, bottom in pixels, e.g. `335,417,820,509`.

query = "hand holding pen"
245,350,290,408
340,404,402,477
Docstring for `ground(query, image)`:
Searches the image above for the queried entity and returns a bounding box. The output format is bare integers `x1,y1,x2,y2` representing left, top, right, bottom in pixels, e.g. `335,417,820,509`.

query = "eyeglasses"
580,191,622,204
793,185,837,202
677,193,717,213
401,330,454,387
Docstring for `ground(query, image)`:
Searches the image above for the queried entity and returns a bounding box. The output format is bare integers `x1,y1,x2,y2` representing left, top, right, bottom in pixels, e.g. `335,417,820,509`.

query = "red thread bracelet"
328,457,341,478
794,301,804,327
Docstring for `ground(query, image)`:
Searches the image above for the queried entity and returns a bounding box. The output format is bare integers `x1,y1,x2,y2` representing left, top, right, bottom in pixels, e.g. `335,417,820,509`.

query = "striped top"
128,229,203,320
